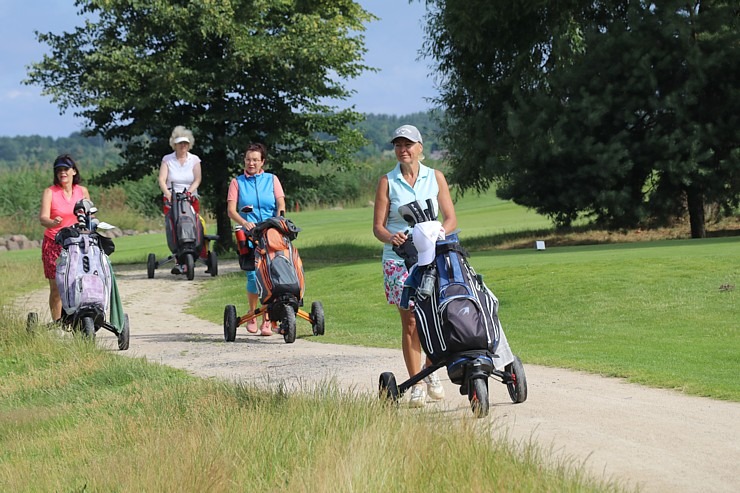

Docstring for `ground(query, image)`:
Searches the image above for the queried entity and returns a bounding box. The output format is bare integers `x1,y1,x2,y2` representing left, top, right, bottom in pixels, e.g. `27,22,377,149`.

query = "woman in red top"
38,154,91,322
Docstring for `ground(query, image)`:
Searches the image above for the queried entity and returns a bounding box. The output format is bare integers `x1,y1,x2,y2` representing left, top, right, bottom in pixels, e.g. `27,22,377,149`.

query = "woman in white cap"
158,125,203,274
372,124,457,408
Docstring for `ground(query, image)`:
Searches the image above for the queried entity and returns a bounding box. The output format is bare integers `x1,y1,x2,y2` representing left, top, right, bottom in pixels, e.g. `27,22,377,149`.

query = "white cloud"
2,89,34,101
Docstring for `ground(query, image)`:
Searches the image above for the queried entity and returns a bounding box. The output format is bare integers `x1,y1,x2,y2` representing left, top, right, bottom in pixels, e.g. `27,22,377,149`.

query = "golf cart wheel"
281,307,297,344
378,372,399,404
185,253,195,281
505,355,528,404
310,301,325,336
469,377,489,418
26,312,39,333
118,314,130,351
147,253,156,279
207,250,218,277
81,316,96,340
223,305,237,342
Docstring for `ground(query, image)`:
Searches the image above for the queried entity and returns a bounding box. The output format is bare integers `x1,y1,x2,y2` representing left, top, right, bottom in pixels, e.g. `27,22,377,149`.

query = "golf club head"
74,198,95,215
424,199,438,221
398,201,428,227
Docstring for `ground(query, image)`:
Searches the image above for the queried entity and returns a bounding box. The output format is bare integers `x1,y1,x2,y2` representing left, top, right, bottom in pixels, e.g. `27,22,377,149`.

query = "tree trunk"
685,185,706,239
214,201,233,254
212,167,235,254
202,143,236,254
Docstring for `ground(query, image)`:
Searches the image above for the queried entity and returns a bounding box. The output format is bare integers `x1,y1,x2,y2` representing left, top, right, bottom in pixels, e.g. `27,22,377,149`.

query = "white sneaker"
408,385,426,408
424,371,445,401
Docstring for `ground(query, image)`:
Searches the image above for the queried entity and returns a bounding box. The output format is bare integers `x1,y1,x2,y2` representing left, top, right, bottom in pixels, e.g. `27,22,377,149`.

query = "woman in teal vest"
227,143,286,336
372,125,457,408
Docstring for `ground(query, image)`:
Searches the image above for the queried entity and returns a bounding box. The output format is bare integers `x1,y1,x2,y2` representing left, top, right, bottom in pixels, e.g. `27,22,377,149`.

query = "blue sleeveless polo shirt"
383,162,439,262
236,172,277,223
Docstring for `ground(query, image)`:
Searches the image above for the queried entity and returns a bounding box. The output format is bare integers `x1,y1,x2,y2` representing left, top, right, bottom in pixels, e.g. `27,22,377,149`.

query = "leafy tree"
26,0,373,248
422,0,739,237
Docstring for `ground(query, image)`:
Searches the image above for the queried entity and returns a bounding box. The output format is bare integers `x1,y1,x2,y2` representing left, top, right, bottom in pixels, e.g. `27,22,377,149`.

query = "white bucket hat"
413,220,445,266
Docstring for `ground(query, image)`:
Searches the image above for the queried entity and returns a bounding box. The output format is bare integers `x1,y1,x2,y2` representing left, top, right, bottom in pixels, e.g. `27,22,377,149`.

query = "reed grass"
0,310,625,492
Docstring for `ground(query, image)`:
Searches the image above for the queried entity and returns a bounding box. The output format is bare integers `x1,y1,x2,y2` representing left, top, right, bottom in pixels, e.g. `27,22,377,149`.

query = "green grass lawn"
4,191,739,402
92,191,740,400
1,191,736,492
179,194,740,401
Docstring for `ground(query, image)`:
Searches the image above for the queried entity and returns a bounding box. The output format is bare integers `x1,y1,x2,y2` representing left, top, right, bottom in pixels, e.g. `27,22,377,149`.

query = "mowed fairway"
185,192,740,402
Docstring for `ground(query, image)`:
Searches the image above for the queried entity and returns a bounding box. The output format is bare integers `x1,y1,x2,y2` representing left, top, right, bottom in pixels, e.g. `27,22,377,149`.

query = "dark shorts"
41,236,62,279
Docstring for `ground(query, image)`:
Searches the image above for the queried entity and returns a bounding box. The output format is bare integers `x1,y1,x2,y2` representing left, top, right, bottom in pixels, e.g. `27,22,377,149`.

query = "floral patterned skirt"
383,259,409,305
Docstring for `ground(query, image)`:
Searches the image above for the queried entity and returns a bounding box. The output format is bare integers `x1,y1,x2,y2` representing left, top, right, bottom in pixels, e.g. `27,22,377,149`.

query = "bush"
0,166,163,239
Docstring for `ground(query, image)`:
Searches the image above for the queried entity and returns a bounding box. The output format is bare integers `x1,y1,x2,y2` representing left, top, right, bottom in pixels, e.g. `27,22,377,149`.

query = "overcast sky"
0,0,439,138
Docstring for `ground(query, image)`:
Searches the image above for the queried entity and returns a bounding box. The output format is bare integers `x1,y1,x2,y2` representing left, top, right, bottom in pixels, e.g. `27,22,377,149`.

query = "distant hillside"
0,132,122,170
0,112,442,168
354,111,443,159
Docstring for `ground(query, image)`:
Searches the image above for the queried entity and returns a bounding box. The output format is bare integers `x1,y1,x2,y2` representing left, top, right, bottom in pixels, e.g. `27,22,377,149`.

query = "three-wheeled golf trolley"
147,188,219,280
27,198,130,350
223,215,325,344
378,201,527,418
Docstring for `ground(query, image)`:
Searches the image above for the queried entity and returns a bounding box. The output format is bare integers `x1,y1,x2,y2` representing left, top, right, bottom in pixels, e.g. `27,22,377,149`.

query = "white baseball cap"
391,124,423,143
413,221,445,266
174,136,191,144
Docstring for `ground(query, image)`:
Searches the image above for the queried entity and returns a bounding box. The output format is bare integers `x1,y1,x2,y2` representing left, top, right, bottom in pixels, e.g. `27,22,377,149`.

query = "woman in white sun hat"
158,125,202,213
372,124,457,408
158,125,204,274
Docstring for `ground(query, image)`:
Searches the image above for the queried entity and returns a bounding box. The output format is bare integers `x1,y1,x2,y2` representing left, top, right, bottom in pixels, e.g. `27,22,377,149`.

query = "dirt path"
16,261,740,493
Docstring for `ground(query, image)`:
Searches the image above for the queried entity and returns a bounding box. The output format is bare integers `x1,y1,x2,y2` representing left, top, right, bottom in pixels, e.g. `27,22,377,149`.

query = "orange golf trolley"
223,216,325,343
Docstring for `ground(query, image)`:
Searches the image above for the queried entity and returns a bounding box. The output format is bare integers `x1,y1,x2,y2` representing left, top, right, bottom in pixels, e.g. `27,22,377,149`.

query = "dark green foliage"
25,0,374,250
423,0,740,235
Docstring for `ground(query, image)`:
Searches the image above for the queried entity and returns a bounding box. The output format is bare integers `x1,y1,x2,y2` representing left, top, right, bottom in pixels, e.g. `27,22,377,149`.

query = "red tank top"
44,185,85,240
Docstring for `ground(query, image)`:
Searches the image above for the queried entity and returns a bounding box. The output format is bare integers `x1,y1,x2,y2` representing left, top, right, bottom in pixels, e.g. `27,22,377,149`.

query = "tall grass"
283,156,452,209
0,309,624,492
0,167,50,239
